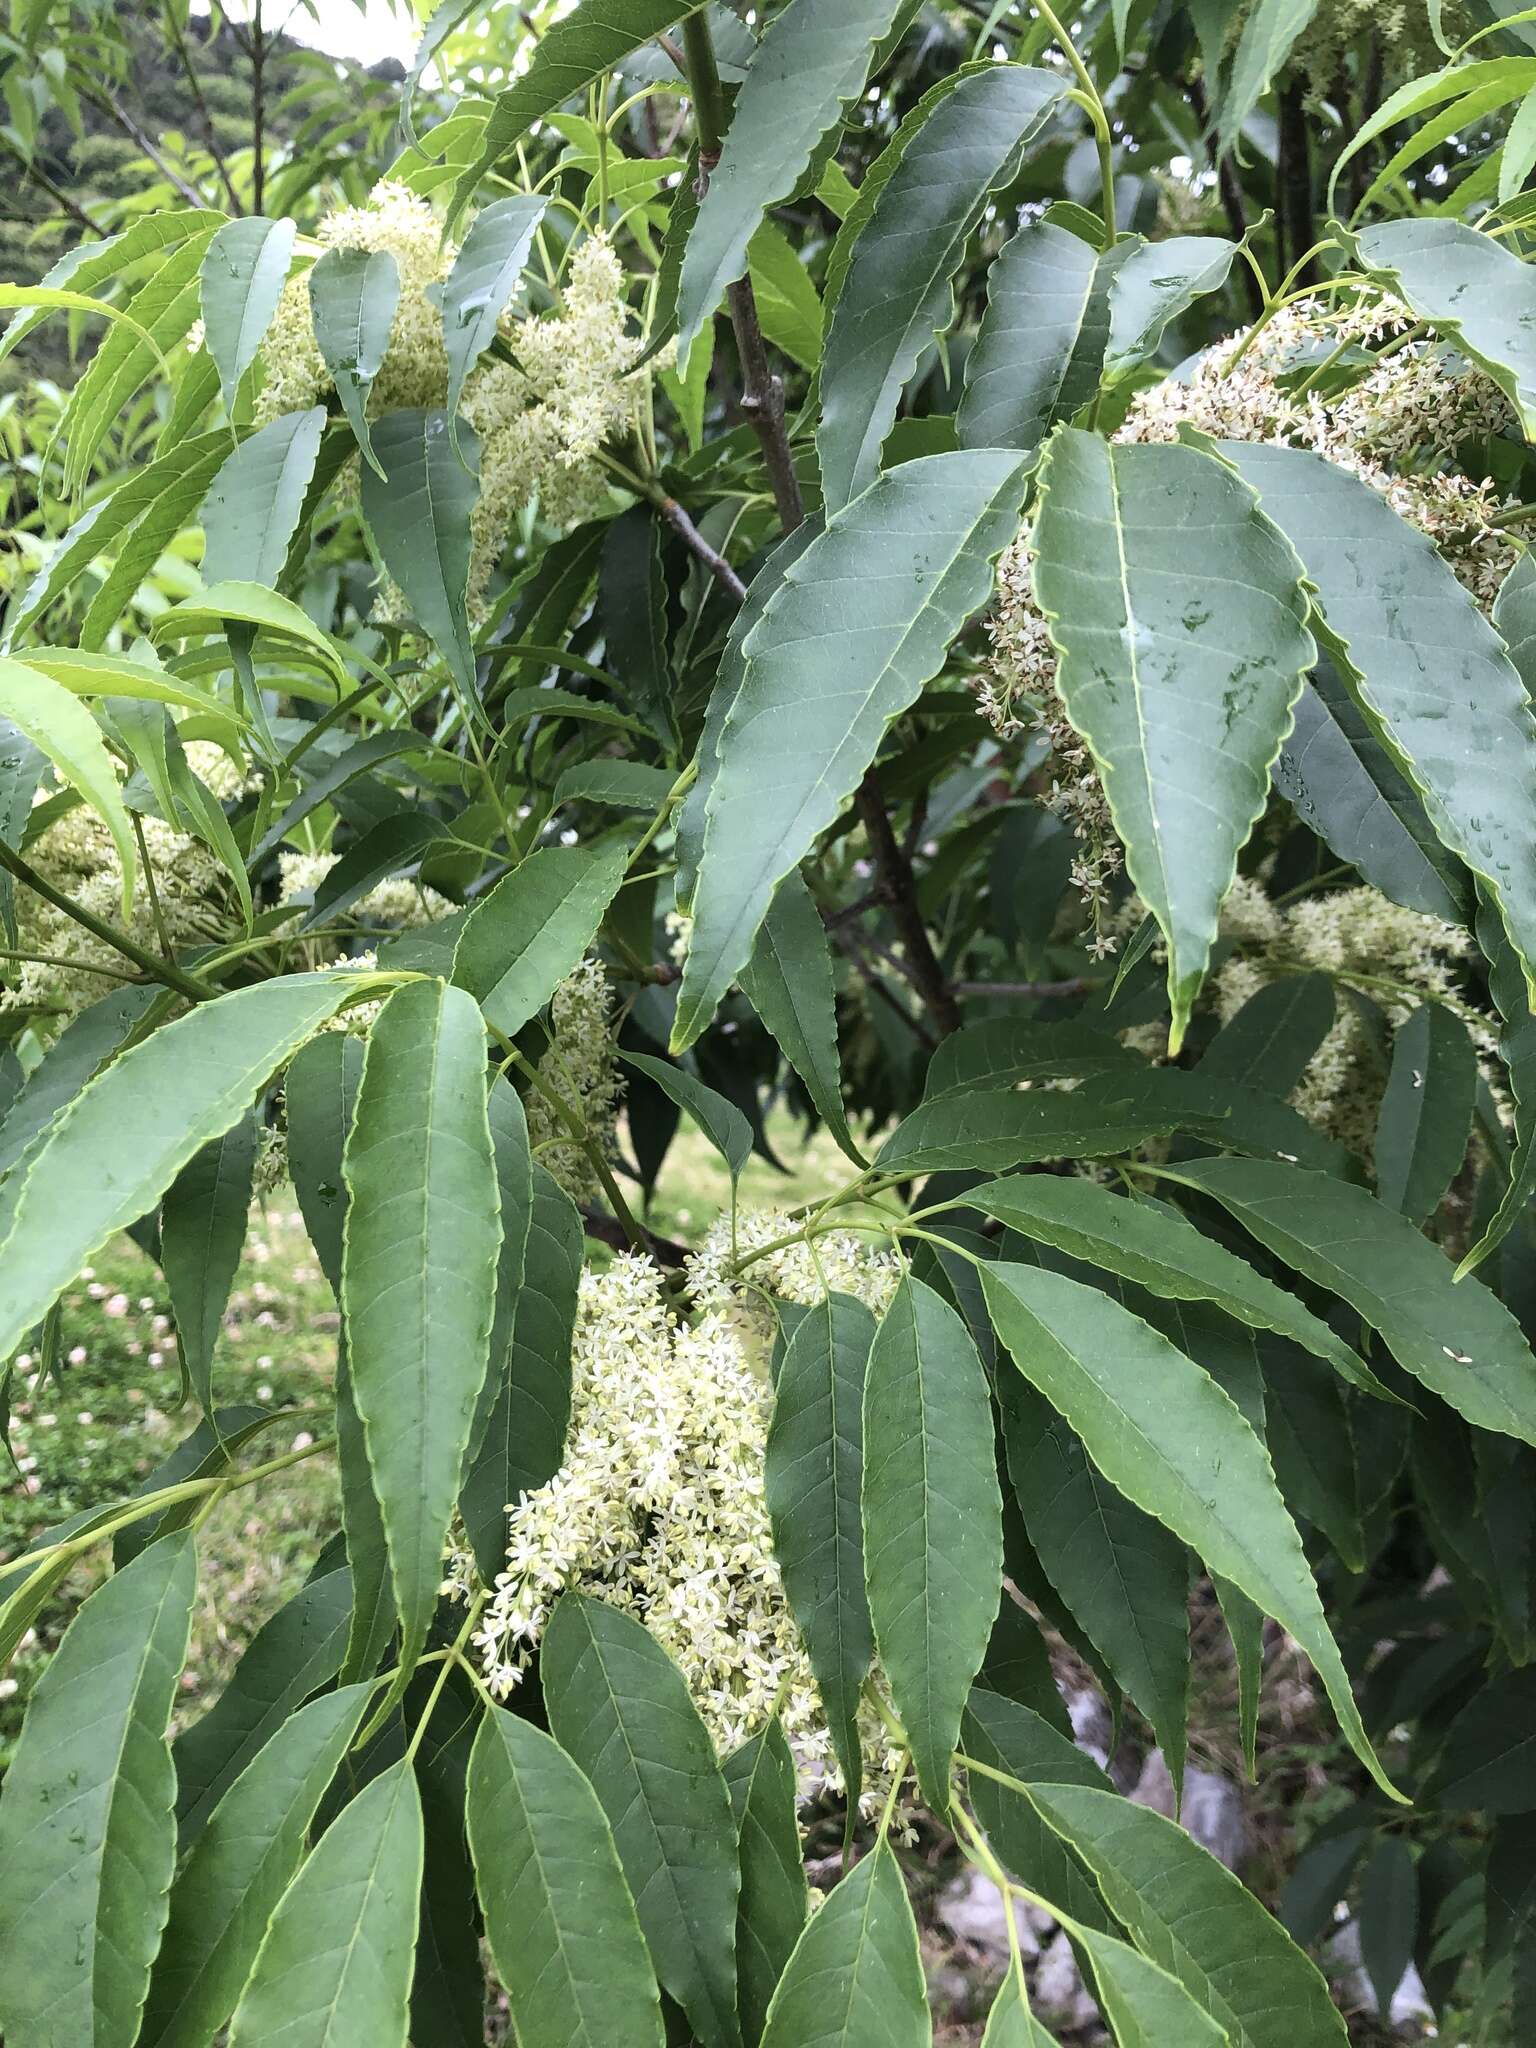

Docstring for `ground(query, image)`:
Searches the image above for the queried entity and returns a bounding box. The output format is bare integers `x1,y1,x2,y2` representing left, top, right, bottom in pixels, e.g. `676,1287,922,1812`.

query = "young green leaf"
200,215,296,410
541,1592,743,2048
725,1720,809,2048
438,192,547,429
342,978,501,1672
200,407,327,588
1029,1783,1347,2047
0,654,136,906
361,408,479,690
863,1276,1002,1813
1375,1003,1476,1222
226,1760,424,2047
623,1051,752,1181
1170,1156,1536,1444
764,1292,878,1802
675,0,906,367
675,450,1028,1050
758,1843,928,2048
957,220,1117,457
980,1261,1399,1800
141,1685,371,2048
1029,430,1316,1048
452,841,629,1037
309,245,401,478
0,1530,196,2048
0,972,366,1367
1357,1837,1418,2019
468,1705,665,2048
817,63,1064,511
160,1108,260,1415
1217,0,1323,152
1219,439,1536,1003
740,870,862,1164
154,579,350,689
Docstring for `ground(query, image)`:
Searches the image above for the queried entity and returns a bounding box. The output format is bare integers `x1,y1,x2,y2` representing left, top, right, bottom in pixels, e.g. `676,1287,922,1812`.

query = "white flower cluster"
275,849,451,931
256,181,653,614
1214,876,1493,1160
687,1205,902,1349
526,955,625,1205
471,1248,907,1818
986,292,1517,939
3,792,228,1031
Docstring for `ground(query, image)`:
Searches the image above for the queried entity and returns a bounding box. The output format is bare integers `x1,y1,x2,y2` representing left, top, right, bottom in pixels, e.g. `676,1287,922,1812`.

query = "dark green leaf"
877,1077,1176,1175
199,215,296,411
981,1967,1062,2045
1077,1924,1228,2047
759,1843,927,2048
1358,1837,1417,2018
1426,1666,1536,1812
725,1720,808,2048
453,841,628,1037
1031,430,1315,1047
960,1689,1113,1932
1200,973,1335,1095
160,1108,260,1415
361,408,479,690
468,1705,665,2048
622,1050,751,1180
553,759,675,811
200,408,327,589
740,870,862,1165
1374,1003,1476,1223
924,1017,1137,1099
299,812,443,930
597,506,674,741
542,1592,742,2048
310,246,401,478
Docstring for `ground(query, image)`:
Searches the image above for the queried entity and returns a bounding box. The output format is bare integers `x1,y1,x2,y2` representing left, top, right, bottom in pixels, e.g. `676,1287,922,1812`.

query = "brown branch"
1276,82,1317,287
855,773,961,1038
86,89,205,208
250,0,267,216
650,489,747,602
582,1205,688,1268
819,908,937,1051
162,3,242,214
4,143,101,238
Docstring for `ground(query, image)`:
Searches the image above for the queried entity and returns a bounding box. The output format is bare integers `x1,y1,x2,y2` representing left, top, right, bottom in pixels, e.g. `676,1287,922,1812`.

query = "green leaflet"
1375,1003,1477,1223
226,1760,423,2047
1352,219,1536,439
763,1291,878,1803
200,408,327,589
342,979,501,1672
1170,1156,1536,1444
957,221,1114,457
623,1051,752,1181
863,1276,1002,1813
300,814,443,931
758,1843,928,2048
0,1530,196,2048
816,63,1064,511
1029,430,1316,1049
675,0,905,367
172,1567,354,1841
468,1707,665,2048
199,215,295,411
553,758,675,810
309,246,400,478
460,1159,581,1581
1030,1783,1346,2047
141,1685,371,2048
0,655,136,907
1218,440,1536,1004
923,1017,1138,1098
725,1721,809,2048
980,1261,1399,1800
1076,1925,1228,2048
541,1593,743,2048
0,208,223,369
1201,972,1336,1095
1101,234,1238,381
0,972,365,1367
1328,59,1536,216
285,1030,361,1293
452,840,629,1036
960,1690,1117,1934
877,1075,1177,1175
1216,0,1323,152
154,580,350,689
361,407,479,691
981,1967,1062,2045
597,507,674,743
1426,1665,1536,1811
674,449,1028,1050
740,870,863,1165
0,981,159,1182
449,0,712,227
997,1370,1191,1798
747,220,824,372
469,1078,535,1453
160,1108,260,1415
969,1175,1374,1392
438,193,548,431
1358,1838,1418,2018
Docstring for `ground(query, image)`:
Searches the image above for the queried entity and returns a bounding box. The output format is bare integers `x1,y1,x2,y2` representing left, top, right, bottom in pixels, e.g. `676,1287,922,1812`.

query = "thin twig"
954,976,1096,1000
250,0,267,215
87,89,205,208
162,3,242,213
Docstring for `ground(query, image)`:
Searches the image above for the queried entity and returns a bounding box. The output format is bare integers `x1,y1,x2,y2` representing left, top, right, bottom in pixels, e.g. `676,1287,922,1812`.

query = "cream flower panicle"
525,955,625,1205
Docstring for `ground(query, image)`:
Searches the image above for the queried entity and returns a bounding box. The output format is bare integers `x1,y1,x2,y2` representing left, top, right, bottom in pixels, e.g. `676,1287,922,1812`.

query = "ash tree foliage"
8,0,1536,2040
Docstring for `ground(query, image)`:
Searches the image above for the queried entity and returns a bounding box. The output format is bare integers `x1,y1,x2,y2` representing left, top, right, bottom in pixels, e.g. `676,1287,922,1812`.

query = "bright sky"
194,0,423,67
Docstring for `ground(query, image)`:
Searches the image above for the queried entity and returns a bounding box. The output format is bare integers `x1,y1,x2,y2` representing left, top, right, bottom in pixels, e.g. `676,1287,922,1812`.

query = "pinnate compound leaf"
676,0,905,365
226,1760,423,2047
972,1176,1372,1391
453,841,629,1036
1030,1783,1346,2047
200,215,295,410
0,654,136,905
1219,438,1536,1002
200,407,326,589
863,1276,1001,1813
0,1531,196,2048
1375,1003,1476,1223
342,978,501,1670
309,246,400,477
160,1110,260,1416
725,1720,809,2047
439,193,548,428
361,408,479,691
817,63,1064,512
1030,430,1315,1049
142,1685,371,2048
740,870,863,1164
1171,1156,1536,1444
758,1842,928,2048
468,1705,665,2048
623,1051,751,1181
764,1292,878,1804
0,973,365,1368
541,1592,742,2048
980,1261,1398,1800
675,450,1028,1050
